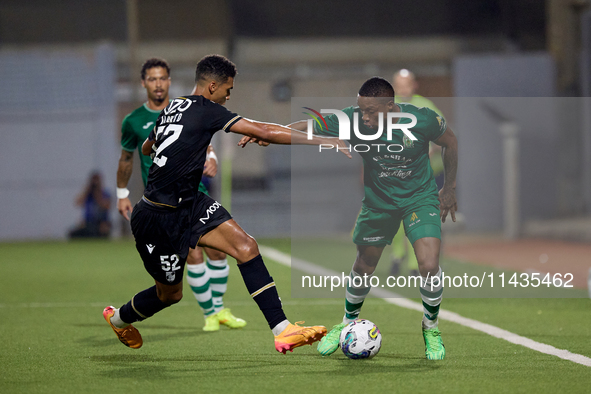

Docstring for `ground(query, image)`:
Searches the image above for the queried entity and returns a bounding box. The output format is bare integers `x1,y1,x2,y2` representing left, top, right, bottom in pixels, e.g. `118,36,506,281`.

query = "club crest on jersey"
403,134,414,149
166,271,176,283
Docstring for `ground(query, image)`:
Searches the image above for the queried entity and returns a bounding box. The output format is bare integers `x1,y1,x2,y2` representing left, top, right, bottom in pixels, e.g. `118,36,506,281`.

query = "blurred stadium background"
0,0,589,248
2,2,591,392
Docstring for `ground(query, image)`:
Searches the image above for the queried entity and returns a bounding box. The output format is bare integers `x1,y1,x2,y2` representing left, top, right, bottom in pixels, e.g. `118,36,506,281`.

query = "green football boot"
317,322,348,356
422,326,446,360
203,314,220,332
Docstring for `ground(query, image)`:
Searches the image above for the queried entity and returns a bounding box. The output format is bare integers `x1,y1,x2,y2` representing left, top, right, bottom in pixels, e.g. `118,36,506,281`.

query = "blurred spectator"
69,171,111,238
391,69,446,276
394,68,445,187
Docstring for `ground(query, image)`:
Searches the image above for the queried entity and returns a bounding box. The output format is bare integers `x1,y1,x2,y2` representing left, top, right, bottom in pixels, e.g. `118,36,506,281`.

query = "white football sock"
207,258,229,313
110,308,130,329
186,263,215,317
271,319,290,336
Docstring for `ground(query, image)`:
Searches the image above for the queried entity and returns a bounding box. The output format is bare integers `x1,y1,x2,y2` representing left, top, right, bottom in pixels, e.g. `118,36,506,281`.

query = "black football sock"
238,254,287,329
119,286,170,323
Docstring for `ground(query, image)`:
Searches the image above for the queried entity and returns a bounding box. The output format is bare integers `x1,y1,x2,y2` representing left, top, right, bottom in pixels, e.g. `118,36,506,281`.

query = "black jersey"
143,95,241,208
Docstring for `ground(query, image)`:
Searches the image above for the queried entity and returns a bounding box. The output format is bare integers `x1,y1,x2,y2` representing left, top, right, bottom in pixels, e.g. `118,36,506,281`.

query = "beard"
151,89,167,104
152,95,166,105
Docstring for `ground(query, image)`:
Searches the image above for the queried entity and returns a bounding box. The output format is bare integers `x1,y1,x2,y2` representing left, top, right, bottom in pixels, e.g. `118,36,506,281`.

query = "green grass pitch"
1,238,590,393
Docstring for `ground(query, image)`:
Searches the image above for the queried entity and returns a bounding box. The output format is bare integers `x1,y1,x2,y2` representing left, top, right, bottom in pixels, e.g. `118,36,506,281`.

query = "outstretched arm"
288,120,308,131
238,120,307,146
433,126,458,223
230,118,351,158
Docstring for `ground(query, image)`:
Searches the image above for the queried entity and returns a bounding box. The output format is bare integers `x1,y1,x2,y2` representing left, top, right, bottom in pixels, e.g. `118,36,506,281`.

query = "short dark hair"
195,54,237,84
358,77,395,98
141,58,171,80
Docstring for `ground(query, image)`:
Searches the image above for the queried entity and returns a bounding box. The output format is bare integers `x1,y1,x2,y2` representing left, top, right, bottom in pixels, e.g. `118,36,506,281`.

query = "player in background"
116,58,246,332
104,54,350,353
389,69,446,278
287,77,458,360
394,69,445,187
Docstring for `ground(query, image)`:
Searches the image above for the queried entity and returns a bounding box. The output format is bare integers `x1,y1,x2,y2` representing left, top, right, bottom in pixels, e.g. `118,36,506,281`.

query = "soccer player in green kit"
116,58,246,332
290,77,458,360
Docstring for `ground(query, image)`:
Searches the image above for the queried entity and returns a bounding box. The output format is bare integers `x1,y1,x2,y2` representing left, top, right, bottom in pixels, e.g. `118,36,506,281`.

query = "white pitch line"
0,299,342,309
259,245,591,368
0,302,112,309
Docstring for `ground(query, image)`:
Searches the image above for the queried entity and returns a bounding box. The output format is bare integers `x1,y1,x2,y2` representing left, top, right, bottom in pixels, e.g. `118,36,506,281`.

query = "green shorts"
352,202,441,246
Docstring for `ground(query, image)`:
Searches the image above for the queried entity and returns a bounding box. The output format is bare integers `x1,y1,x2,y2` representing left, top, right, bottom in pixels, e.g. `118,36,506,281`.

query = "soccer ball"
339,319,382,359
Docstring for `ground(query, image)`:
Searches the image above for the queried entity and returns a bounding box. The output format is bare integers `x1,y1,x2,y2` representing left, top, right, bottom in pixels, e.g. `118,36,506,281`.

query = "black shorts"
131,199,191,285
130,193,232,285
189,192,233,247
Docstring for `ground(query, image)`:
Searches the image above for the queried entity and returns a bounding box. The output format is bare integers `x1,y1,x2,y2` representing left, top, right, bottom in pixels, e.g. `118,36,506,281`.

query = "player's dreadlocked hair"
195,54,237,84
358,77,395,98
141,58,171,80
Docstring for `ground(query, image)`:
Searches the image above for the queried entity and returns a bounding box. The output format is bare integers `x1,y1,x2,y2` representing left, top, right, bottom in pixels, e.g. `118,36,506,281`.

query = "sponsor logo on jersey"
403,134,414,149
373,154,412,162
146,244,155,254
200,201,221,224
409,212,421,228
378,170,412,179
143,121,154,129
362,236,385,242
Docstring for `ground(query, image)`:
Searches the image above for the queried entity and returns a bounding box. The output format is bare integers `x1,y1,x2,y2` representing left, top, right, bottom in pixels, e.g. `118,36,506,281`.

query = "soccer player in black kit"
103,55,348,353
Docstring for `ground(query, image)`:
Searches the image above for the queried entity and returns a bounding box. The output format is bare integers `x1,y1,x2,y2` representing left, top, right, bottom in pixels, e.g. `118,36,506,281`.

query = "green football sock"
344,270,371,323
207,258,229,313
420,267,443,329
186,263,215,317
